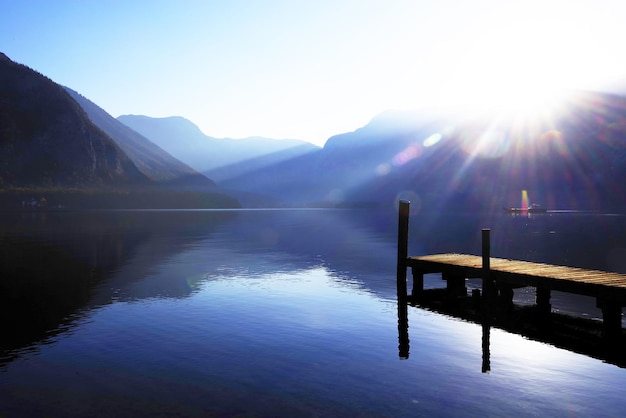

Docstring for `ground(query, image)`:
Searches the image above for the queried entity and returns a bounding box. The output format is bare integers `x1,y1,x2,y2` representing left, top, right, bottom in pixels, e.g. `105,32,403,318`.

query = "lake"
1,208,626,417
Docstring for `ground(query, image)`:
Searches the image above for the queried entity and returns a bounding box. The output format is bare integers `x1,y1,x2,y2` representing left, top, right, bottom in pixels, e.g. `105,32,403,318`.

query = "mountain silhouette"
65,88,217,190
0,53,239,209
116,114,318,181
0,53,148,188
210,92,626,211
4,51,626,211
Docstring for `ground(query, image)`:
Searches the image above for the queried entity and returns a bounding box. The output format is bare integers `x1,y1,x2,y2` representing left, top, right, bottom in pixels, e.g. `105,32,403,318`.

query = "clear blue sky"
2,0,626,146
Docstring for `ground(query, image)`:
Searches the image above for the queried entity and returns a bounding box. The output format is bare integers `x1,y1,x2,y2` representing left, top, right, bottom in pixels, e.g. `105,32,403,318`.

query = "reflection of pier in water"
396,201,626,371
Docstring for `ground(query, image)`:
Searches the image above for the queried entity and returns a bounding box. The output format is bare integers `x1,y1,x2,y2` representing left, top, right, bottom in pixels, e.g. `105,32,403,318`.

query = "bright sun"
436,15,597,119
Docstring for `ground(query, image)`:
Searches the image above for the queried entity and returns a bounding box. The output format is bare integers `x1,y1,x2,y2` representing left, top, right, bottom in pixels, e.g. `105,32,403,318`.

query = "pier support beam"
411,270,424,300
536,287,552,317
597,298,622,342
444,272,467,299
498,283,514,314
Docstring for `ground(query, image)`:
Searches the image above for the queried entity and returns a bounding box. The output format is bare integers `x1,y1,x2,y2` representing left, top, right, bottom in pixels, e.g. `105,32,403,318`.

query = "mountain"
116,115,319,180
0,53,239,209
214,91,626,211
0,52,148,188
9,48,624,212
213,109,454,206
64,88,216,190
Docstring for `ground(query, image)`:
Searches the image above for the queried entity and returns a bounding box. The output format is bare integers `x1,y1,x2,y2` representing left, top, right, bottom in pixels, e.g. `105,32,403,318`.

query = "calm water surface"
1,208,625,417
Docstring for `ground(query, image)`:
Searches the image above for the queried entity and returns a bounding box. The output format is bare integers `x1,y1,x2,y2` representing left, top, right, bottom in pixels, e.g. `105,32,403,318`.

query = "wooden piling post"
536,287,551,316
411,270,424,300
481,228,495,319
597,298,622,343
444,271,467,300
482,229,492,295
482,229,490,274
499,283,514,314
481,228,495,372
397,200,410,359
397,200,410,302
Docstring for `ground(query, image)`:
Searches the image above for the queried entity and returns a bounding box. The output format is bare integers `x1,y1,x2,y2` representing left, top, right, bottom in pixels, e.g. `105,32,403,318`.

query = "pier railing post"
397,200,410,359
482,229,492,298
481,228,495,317
481,228,493,373
482,228,491,274
397,200,410,301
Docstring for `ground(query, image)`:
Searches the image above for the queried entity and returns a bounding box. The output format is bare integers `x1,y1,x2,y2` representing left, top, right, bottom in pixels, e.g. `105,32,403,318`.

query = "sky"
2,0,626,146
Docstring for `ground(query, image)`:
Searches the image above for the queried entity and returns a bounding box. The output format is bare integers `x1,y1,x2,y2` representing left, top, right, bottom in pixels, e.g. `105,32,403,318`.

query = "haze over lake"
1,208,625,416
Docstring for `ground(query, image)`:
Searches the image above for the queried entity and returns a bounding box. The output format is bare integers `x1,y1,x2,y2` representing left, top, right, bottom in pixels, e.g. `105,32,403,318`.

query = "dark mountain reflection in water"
1,209,626,417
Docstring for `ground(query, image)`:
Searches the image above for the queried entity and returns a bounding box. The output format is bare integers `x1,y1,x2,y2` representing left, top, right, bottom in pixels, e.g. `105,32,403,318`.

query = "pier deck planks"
407,253,626,303
395,201,625,344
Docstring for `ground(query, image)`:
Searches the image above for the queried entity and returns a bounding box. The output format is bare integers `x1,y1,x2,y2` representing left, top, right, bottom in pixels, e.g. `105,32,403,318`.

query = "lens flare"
392,143,423,166
376,163,391,176
423,133,442,147
395,191,421,214
521,190,529,211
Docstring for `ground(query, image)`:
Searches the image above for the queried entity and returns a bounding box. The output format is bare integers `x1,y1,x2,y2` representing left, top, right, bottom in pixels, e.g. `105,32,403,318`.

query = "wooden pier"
396,200,626,362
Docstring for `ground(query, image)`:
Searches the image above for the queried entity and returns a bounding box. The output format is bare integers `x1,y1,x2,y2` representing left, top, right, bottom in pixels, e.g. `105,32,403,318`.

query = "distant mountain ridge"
117,115,319,180
211,92,626,211
65,88,217,190
4,51,626,212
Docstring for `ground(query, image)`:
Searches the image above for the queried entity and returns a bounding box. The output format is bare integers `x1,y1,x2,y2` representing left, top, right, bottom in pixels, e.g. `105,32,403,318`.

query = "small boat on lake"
504,203,547,213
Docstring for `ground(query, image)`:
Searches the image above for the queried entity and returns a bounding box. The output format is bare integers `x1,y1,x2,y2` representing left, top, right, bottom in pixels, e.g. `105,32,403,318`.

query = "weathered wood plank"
407,253,626,302
397,204,625,351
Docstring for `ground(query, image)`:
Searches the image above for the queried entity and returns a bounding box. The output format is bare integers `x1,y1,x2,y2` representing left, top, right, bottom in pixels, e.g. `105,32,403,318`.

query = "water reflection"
0,237,98,364
397,293,410,360
482,322,491,373
398,286,626,372
5,208,626,369
3,209,626,415
0,210,235,365
0,209,402,367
